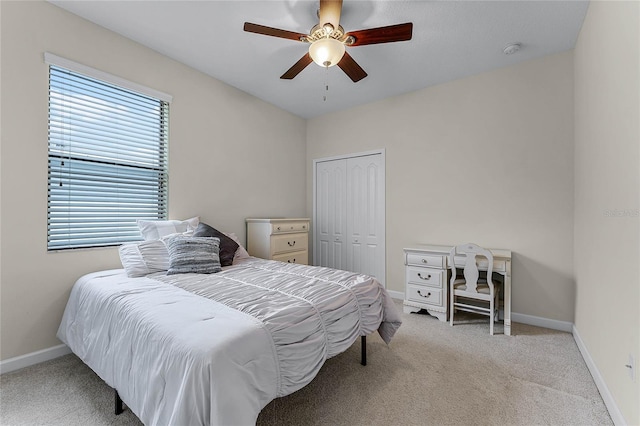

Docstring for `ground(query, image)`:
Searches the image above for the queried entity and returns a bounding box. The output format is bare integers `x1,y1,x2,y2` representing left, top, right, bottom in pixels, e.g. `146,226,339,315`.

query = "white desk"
403,244,512,336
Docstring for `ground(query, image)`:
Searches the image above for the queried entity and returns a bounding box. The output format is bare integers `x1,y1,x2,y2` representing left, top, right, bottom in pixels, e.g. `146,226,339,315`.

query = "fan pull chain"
323,66,329,102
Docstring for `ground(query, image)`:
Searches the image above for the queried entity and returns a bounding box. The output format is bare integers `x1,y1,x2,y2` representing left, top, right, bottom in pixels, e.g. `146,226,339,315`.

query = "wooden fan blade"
281,53,313,79
244,22,307,42
345,22,413,46
337,52,367,82
319,0,343,30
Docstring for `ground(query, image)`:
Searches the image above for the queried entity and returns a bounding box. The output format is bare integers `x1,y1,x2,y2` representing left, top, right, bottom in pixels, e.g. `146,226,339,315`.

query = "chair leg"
449,285,454,326
489,297,494,335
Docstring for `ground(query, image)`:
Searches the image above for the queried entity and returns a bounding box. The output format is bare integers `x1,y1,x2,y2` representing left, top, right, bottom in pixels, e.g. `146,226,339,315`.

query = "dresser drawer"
406,253,446,268
272,222,309,234
406,284,443,307
272,250,308,265
406,267,444,287
271,233,308,255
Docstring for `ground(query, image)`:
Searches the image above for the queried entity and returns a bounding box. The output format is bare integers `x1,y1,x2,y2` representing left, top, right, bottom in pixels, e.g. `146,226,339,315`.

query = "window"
47,56,170,250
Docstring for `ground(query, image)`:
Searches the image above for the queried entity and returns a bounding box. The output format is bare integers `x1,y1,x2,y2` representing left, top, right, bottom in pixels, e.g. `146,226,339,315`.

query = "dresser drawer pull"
287,241,296,247
277,226,281,231
287,259,296,263
421,259,429,264
417,273,432,280
417,290,432,298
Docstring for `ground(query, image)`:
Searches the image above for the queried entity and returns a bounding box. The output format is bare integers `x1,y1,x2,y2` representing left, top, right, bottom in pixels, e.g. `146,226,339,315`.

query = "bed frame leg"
361,335,367,366
115,389,123,415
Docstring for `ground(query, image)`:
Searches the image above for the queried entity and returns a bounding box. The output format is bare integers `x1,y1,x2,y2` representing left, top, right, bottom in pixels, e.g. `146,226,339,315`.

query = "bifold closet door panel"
346,155,385,283
315,159,347,271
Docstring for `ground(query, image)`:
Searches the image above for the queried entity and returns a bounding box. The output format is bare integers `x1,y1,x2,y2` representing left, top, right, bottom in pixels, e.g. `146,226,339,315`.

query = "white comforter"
57,257,401,426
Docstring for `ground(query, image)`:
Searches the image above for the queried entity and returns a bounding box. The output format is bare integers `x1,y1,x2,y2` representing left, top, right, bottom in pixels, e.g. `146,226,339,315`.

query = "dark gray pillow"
164,235,222,275
192,222,239,267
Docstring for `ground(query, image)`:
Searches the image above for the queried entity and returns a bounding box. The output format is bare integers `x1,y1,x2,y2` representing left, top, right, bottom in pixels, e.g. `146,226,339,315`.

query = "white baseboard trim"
392,293,573,333
511,312,573,332
387,290,404,300
0,344,71,375
572,326,626,426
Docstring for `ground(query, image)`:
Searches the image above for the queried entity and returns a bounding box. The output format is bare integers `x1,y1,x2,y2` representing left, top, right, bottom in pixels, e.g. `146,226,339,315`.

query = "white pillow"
137,216,200,241
224,232,251,262
119,240,170,277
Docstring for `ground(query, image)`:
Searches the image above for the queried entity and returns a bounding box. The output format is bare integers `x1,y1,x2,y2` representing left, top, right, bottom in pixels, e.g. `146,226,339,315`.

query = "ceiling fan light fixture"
309,38,345,67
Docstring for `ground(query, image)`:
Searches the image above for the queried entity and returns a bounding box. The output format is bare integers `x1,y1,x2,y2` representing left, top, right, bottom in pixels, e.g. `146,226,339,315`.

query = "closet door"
315,159,347,271
346,154,385,282
314,152,385,286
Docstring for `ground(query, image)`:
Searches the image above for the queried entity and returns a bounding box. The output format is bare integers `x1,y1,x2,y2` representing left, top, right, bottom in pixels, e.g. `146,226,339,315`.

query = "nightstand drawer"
406,284,443,307
406,267,444,287
272,222,309,234
406,253,445,268
272,251,308,265
271,233,308,255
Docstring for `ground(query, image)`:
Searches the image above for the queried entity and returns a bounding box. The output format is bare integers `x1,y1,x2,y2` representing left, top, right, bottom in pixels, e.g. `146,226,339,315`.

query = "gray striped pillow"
165,235,222,275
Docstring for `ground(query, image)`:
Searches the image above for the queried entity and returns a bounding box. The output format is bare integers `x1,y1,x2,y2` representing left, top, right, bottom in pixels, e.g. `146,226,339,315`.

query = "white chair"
449,243,501,335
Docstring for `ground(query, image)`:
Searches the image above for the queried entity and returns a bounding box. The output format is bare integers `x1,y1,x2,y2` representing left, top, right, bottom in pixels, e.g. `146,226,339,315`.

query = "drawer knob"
417,273,431,280
421,259,428,264
288,241,296,247
417,290,431,298
277,226,281,231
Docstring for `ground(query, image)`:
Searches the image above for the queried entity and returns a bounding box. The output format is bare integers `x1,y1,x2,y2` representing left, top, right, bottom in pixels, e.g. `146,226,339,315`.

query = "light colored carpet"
0,301,612,425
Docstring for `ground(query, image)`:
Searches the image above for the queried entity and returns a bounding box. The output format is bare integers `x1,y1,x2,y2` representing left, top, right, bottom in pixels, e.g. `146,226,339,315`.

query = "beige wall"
307,52,575,322
0,1,306,360
574,1,640,424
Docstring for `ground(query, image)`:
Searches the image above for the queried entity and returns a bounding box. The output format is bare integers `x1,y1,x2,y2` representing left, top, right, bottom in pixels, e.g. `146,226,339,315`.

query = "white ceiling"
49,0,589,119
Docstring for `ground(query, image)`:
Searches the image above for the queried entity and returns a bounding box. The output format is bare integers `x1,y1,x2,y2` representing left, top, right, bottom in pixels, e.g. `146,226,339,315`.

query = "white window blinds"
47,64,169,250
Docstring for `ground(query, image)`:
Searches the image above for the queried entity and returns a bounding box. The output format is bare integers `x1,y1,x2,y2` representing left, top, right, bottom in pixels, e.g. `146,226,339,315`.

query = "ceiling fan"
243,0,413,82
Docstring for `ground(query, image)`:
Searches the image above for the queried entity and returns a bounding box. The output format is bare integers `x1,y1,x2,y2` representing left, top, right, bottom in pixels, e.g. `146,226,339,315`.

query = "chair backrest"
449,243,494,293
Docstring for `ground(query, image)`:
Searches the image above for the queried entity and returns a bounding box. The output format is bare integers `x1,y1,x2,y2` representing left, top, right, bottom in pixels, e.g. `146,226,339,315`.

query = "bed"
57,252,401,425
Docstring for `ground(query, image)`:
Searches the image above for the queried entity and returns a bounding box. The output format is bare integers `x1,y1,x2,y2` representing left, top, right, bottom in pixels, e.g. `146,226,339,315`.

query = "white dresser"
246,218,310,265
